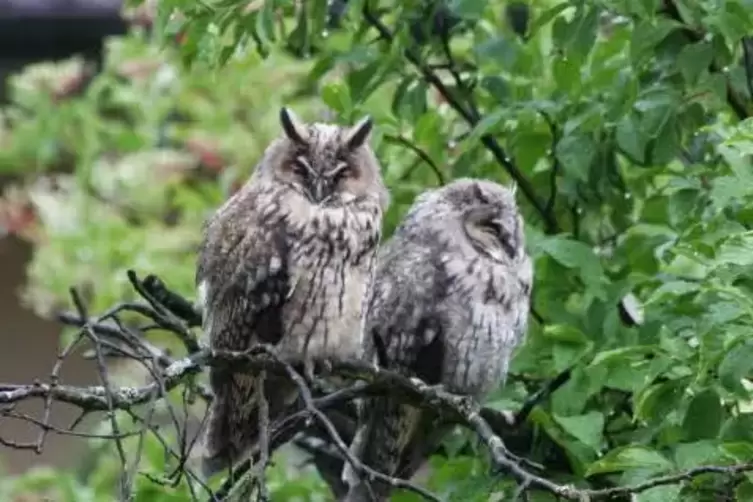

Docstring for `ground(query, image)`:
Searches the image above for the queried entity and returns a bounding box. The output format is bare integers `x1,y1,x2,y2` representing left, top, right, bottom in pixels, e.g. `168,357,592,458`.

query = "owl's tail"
199,368,299,479
342,397,427,502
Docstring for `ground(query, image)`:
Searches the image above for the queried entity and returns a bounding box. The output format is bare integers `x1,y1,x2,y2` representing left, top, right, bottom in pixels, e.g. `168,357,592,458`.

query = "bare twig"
383,133,446,185
263,346,441,502
742,37,753,102
140,273,203,328
127,270,201,353
538,110,561,220
513,368,573,425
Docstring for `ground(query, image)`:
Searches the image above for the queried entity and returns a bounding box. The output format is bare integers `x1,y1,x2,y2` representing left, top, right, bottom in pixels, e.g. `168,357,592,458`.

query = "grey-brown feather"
343,178,533,501
197,110,389,477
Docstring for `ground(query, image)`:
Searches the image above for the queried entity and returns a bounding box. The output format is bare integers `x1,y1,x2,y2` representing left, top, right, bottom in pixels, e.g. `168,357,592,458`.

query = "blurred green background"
2,0,753,500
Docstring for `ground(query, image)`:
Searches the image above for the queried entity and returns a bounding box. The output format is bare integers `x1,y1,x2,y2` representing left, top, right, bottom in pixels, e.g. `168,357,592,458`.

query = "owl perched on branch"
343,178,533,501
196,107,389,478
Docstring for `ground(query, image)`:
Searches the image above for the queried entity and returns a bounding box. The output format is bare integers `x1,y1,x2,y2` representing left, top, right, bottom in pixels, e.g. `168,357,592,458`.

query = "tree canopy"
2,0,753,501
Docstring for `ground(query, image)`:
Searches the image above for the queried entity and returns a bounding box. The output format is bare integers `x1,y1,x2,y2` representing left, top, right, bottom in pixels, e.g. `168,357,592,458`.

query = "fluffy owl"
196,108,389,478
342,178,533,501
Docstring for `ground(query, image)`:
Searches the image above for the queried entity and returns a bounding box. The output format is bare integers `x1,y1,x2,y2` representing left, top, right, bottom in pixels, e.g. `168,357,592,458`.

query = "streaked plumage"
343,178,533,501
196,108,389,477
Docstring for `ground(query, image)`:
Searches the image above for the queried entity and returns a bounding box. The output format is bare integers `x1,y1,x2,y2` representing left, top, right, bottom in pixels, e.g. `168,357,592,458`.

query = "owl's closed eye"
463,207,520,262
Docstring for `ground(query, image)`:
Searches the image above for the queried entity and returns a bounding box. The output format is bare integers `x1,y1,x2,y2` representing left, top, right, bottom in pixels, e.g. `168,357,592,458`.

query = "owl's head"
412,178,526,264
255,107,388,209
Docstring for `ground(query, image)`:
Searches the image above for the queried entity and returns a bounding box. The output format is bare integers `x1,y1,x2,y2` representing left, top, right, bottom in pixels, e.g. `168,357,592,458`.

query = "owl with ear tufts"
196,107,389,478
342,178,533,502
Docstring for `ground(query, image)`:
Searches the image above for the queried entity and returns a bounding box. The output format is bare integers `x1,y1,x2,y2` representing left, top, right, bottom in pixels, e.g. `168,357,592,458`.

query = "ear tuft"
280,107,309,145
344,115,373,151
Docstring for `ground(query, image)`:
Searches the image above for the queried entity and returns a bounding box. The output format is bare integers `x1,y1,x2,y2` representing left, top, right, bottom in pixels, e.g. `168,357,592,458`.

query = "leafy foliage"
3,0,753,500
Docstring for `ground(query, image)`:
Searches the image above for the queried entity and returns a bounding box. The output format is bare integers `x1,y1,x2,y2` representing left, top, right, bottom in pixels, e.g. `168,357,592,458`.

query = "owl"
196,107,389,478
342,178,533,501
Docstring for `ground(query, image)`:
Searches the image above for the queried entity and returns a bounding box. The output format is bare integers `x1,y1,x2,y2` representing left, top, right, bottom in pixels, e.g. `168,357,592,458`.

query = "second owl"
196,108,389,477
343,178,533,501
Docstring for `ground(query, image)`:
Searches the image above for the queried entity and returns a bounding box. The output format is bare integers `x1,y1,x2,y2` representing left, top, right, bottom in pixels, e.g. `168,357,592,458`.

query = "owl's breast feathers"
439,252,533,396
198,186,382,361
284,191,382,260
277,192,383,362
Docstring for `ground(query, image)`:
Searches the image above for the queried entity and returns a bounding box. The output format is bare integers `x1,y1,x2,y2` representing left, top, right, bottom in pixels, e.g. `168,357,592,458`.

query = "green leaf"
542,324,588,343
635,485,681,502
711,175,753,209
347,60,383,103
683,388,723,440
552,340,593,372
585,446,673,477
674,440,722,470
540,236,605,290
412,111,443,149
722,413,753,443
676,41,714,84
630,19,679,62
555,132,595,182
737,482,753,501
321,81,353,115
590,346,659,366
717,235,753,267
616,114,647,164
528,3,571,37
448,0,486,20
721,441,753,462
648,114,679,164
552,367,604,416
401,81,429,122
462,107,508,149
552,411,604,452
551,5,599,58
626,0,662,17
718,342,753,395
511,127,550,173
707,5,753,41
474,37,518,68
634,379,688,424
537,327,593,375
552,55,581,94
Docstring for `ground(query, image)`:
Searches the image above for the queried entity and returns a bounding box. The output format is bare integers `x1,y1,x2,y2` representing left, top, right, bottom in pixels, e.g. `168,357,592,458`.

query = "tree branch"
383,133,446,185
3,272,752,501
361,2,560,234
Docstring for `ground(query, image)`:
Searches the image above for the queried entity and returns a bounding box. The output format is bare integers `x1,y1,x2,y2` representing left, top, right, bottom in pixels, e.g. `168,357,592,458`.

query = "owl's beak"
308,180,328,203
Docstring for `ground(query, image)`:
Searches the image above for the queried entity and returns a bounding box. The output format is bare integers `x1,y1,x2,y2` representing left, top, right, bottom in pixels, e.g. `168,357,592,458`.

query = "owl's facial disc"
463,207,520,262
291,156,353,204
291,155,324,202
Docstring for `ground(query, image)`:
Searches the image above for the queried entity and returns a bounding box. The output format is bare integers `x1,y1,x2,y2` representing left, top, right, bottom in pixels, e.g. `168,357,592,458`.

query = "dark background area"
0,0,127,102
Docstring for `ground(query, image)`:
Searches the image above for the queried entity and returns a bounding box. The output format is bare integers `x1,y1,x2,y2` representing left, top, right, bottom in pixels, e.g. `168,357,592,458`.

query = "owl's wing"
196,201,290,349
196,200,298,477
344,242,445,501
